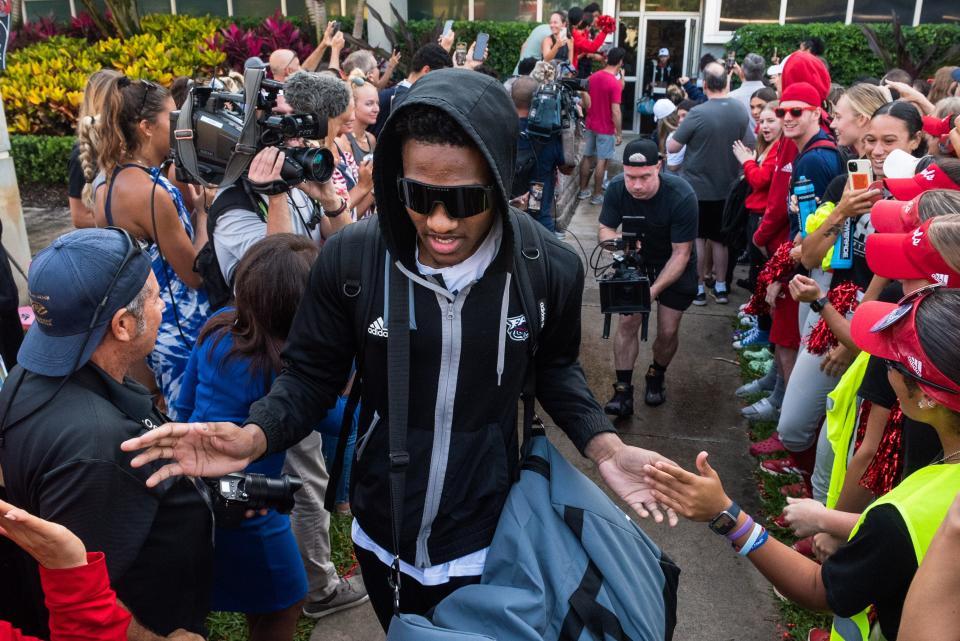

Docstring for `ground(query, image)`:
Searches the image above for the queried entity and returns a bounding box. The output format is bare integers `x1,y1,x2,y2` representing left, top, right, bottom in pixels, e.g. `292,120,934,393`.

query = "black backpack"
527,83,564,139
193,183,266,311
324,210,551,510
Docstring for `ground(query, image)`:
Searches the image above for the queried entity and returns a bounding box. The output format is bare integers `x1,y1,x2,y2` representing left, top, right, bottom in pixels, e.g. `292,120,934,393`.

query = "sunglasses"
397,177,496,218
883,358,958,395
869,283,942,333
91,227,143,331
136,80,160,121
775,106,818,118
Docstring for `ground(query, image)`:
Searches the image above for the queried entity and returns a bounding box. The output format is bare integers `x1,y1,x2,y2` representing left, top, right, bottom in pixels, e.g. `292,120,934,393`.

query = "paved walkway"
308,196,778,641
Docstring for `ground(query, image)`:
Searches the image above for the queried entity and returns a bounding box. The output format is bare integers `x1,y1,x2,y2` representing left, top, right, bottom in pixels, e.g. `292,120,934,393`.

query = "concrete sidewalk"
309,194,778,641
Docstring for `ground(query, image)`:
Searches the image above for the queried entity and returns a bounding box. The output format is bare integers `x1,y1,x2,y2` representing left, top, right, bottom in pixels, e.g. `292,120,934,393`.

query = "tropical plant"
860,13,960,80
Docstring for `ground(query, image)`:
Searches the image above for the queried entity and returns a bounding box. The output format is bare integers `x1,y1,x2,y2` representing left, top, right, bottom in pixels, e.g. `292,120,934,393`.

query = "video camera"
594,216,652,341
206,472,303,528
170,66,334,191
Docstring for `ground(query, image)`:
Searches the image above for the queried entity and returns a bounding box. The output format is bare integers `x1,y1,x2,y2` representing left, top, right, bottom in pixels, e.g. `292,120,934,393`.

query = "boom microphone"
283,71,353,124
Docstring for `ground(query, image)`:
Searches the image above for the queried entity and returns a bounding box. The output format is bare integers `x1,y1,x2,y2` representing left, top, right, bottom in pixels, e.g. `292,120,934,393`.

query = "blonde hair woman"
70,69,122,228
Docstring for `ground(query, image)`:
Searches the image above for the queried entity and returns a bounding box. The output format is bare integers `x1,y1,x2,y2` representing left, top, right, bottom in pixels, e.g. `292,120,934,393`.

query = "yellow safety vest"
825,352,871,509
830,463,960,640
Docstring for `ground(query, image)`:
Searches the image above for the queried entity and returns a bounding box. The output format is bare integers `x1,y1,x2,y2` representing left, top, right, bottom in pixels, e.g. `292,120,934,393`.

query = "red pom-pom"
804,281,862,355
594,14,616,34
743,242,796,316
860,403,903,497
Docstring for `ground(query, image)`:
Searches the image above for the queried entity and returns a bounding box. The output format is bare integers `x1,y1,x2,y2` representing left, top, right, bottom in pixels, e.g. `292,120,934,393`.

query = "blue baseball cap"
19,228,152,377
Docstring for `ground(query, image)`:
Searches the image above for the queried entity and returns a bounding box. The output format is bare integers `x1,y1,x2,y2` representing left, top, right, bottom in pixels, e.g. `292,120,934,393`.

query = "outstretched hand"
0,498,87,569
643,451,731,522
120,421,264,487
595,441,679,526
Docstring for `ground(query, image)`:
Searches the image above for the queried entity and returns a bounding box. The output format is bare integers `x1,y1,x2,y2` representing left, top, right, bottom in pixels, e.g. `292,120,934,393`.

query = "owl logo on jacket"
506,315,530,342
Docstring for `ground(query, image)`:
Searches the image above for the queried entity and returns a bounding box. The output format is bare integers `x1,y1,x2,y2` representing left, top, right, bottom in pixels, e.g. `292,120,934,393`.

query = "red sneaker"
750,433,787,457
807,628,830,641
760,456,804,476
780,482,811,498
793,536,816,559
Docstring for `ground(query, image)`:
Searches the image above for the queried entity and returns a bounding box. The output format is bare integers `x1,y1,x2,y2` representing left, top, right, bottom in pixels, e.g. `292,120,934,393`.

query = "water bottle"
830,218,854,270
794,176,817,238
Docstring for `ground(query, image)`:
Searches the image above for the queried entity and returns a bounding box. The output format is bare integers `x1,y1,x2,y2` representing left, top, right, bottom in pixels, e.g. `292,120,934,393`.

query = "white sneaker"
577,189,592,200
741,397,780,421
589,194,604,205
735,378,773,399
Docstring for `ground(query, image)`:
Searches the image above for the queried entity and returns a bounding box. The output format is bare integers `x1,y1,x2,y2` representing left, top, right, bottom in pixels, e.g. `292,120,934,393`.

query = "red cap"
851,294,960,411
780,82,820,107
883,164,960,200
865,218,960,287
870,196,921,233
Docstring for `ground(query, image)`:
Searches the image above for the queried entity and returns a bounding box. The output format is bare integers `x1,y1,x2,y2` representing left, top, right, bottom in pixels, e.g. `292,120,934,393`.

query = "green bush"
729,23,960,86
10,135,75,184
405,20,533,79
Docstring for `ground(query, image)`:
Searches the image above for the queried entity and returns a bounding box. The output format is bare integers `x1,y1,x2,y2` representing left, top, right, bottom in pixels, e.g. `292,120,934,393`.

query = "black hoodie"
247,69,614,567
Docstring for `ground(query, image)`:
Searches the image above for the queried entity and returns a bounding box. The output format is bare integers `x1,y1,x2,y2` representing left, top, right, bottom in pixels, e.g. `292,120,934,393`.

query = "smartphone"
362,153,374,164
725,50,736,72
331,20,340,35
559,27,567,40
455,42,467,66
848,159,874,190
473,32,489,61
442,19,454,37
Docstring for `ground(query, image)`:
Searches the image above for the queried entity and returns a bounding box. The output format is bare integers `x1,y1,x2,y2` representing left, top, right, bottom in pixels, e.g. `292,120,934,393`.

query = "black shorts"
657,286,696,312
697,199,725,242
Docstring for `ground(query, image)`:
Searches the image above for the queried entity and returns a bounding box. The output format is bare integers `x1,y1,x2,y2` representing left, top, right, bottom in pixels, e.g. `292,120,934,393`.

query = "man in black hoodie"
122,69,678,628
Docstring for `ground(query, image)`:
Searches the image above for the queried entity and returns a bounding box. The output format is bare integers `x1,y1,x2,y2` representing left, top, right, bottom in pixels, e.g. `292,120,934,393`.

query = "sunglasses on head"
869,283,943,333
397,177,497,218
775,106,818,118
92,227,143,331
883,358,958,395
136,80,160,121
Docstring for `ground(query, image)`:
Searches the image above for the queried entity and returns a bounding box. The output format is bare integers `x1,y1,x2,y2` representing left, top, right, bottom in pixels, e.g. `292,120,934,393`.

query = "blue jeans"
316,396,359,506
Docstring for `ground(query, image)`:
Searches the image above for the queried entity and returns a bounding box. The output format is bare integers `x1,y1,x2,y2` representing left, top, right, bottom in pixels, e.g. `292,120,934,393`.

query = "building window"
784,0,846,23
233,0,279,17
407,0,468,20
919,0,960,23
139,0,171,13
645,0,700,11
852,0,916,23
177,0,229,15
474,0,537,21
24,0,72,20
718,0,780,30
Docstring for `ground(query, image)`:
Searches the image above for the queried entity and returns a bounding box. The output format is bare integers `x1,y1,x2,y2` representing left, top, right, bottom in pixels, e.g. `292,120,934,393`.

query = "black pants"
355,545,481,631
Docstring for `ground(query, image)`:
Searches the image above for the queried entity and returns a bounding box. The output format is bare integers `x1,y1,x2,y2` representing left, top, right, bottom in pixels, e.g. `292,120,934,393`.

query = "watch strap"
811,296,829,312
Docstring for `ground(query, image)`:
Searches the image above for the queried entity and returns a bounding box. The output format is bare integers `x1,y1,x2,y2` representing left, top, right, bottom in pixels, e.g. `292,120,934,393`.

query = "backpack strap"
324,219,383,513
510,210,550,456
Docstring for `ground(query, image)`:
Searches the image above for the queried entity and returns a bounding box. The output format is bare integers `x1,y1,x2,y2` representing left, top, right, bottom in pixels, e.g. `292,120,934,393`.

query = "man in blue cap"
0,228,211,641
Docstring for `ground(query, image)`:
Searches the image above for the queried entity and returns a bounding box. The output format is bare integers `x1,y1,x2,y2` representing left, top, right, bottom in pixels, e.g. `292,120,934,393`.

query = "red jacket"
0,553,130,641
572,27,607,69
743,137,782,213
753,137,798,256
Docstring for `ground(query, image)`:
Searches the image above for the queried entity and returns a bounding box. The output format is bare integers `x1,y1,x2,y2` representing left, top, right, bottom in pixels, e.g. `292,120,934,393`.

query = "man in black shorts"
599,139,698,415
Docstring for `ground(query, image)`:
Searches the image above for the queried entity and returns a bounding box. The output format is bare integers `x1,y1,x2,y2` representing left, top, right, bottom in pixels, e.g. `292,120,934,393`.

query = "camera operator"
512,76,574,236
598,139,698,415
0,228,212,641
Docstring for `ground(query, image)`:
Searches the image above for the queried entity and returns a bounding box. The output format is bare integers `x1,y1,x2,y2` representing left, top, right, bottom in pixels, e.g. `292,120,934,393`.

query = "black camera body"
207,472,303,528
598,216,652,340
170,69,334,190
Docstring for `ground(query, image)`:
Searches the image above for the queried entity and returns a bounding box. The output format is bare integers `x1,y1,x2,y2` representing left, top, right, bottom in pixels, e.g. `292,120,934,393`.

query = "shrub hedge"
405,20,532,79
728,23,960,86
10,134,75,185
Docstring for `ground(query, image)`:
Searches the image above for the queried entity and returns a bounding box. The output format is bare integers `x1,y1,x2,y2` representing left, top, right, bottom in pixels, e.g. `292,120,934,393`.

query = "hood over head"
782,51,830,104
372,68,518,268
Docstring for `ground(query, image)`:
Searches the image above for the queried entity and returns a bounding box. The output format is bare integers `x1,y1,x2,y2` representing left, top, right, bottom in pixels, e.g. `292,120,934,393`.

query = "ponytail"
77,115,101,209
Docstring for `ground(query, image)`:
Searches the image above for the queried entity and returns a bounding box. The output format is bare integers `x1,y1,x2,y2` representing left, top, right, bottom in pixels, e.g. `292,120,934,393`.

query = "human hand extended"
120,422,263,488
781,497,827,538
331,31,345,52
358,156,374,189
836,185,882,219
643,452,731,523
732,140,753,165
321,20,336,47
590,435,678,525
0,499,87,569
765,281,782,309
883,80,935,115
813,531,843,562
439,29,456,53
300,177,341,211
788,274,822,303
678,76,689,86
821,344,855,377
388,49,402,68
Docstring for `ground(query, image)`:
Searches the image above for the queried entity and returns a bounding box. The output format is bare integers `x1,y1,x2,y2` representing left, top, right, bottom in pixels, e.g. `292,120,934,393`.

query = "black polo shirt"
0,363,213,637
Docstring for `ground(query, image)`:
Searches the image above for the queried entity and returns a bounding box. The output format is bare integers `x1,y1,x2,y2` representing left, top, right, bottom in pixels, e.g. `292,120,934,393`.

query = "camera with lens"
595,216,652,341
206,472,303,528
170,67,334,191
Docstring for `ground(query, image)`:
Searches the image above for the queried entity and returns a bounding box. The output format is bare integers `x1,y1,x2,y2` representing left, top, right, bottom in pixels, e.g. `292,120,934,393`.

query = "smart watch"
708,501,742,536
810,296,830,313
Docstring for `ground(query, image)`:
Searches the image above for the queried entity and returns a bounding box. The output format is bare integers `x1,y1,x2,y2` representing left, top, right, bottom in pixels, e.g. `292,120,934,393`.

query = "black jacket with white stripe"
247,69,614,567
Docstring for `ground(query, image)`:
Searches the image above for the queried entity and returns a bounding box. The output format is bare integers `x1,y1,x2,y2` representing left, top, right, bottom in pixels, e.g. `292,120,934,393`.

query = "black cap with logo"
622,138,661,167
